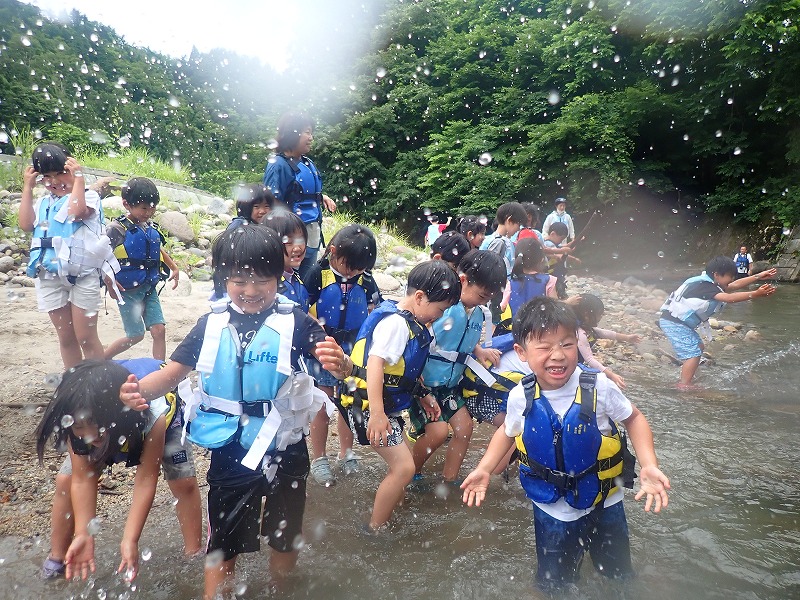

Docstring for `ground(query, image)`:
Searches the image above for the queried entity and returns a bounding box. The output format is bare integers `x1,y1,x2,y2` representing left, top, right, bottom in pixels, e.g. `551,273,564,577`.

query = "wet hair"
261,208,308,254
522,203,541,229
548,221,569,238
275,112,314,154
458,215,487,239
406,260,462,304
554,197,567,208
573,293,605,329
431,231,470,269
511,237,547,279
212,223,284,283
458,249,507,295
235,184,275,223
513,297,578,346
32,141,70,174
122,177,159,207
706,256,738,278
325,224,377,273
35,361,148,467
496,202,527,227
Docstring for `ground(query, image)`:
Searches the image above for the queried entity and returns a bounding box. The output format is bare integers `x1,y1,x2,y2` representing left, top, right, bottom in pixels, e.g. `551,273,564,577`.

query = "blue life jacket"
279,271,310,313
340,300,432,417
276,154,323,224
27,194,83,277
423,302,484,388
185,304,295,452
515,368,625,510
311,261,370,354
734,253,750,274
111,217,166,289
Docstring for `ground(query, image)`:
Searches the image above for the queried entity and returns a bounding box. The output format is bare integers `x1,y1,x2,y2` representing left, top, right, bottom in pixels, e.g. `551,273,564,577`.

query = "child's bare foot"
675,382,704,391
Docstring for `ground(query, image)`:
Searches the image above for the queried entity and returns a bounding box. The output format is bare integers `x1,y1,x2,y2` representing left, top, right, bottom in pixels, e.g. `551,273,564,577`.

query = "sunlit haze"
23,0,298,71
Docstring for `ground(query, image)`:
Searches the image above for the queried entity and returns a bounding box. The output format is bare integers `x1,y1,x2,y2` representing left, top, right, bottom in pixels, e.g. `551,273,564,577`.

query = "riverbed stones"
157,210,194,242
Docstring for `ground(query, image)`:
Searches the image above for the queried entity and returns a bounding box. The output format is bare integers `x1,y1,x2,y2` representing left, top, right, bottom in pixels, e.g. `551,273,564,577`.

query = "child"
430,230,471,270
479,202,527,276
461,334,530,476
733,245,753,279
573,294,641,389
515,202,544,244
36,359,202,581
304,224,382,485
339,261,461,529
119,224,350,599
425,214,451,246
494,237,557,336
543,221,575,299
461,297,671,591
19,142,119,369
232,183,275,227
541,197,575,242
409,250,507,483
659,256,777,388
457,214,487,249
262,208,310,312
105,178,180,360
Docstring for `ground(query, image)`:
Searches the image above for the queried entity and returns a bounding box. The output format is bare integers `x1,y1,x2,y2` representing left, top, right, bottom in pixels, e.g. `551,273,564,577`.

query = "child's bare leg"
103,334,145,360
371,443,415,529
308,386,334,460
411,421,448,473
442,407,474,481
336,411,354,459
48,473,73,561
149,323,167,361
167,477,203,555
269,549,299,592
48,304,82,369
679,356,701,386
71,303,104,360
204,556,236,600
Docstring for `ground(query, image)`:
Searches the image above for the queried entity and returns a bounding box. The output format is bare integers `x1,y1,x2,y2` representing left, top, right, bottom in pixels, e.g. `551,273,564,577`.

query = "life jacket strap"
430,347,496,386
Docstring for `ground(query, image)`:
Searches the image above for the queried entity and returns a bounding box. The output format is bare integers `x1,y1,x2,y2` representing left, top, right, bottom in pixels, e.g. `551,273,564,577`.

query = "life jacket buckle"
241,401,271,418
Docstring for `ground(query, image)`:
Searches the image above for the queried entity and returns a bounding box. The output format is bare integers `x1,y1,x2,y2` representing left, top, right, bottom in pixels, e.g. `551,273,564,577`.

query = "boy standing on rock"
658,256,777,389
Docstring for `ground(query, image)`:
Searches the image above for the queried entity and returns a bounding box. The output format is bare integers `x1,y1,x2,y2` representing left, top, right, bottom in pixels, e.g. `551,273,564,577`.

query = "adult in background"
733,245,753,279
541,197,575,243
264,113,337,279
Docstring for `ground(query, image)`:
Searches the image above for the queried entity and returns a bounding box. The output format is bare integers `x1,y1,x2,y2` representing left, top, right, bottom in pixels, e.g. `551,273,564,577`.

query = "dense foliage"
1,0,797,230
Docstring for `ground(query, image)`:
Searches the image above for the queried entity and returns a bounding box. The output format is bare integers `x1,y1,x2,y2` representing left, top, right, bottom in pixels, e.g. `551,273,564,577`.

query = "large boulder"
157,211,195,243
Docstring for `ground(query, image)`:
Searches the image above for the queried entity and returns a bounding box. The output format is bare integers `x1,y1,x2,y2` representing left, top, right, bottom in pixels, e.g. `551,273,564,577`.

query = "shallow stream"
1,285,798,600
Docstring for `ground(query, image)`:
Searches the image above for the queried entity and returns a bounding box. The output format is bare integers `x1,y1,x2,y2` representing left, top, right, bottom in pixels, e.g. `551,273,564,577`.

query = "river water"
1,285,798,600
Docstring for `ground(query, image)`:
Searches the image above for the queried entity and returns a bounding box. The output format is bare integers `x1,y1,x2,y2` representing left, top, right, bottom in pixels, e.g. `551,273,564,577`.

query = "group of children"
23,139,775,597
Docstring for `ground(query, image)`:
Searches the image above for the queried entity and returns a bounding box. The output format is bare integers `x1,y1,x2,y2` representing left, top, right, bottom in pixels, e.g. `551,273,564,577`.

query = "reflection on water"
2,287,798,600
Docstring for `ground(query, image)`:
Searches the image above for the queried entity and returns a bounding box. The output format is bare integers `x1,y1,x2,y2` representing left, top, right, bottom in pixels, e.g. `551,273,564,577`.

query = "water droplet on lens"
141,548,152,561
478,152,492,165
657,251,665,258
611,252,620,260
87,517,102,535
61,414,75,428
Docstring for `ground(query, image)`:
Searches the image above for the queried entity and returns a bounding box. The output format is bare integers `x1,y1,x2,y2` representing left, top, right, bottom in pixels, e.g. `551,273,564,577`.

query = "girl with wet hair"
573,293,642,389
36,360,201,581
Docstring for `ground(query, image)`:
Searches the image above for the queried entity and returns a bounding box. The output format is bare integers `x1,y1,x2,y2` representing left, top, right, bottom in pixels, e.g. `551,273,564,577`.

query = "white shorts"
35,273,102,313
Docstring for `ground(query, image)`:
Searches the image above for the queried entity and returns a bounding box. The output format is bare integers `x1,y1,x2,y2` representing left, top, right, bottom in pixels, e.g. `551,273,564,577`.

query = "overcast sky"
23,0,300,71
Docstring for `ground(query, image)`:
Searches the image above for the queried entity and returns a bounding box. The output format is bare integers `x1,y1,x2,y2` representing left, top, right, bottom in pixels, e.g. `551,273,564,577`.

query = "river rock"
639,297,664,312
641,352,659,363
372,271,403,293
157,211,195,242
173,272,192,296
744,329,762,341
191,268,213,282
101,195,125,213
0,255,15,273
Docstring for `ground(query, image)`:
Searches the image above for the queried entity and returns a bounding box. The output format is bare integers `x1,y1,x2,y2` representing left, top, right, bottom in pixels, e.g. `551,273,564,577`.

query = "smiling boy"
462,297,670,591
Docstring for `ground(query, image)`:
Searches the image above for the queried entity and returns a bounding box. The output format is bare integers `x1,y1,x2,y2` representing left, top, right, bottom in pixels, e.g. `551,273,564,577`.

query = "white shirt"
504,368,633,521
369,313,412,365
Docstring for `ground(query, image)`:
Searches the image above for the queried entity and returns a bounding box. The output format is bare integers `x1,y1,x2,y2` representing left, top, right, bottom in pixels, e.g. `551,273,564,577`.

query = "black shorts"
206,441,309,560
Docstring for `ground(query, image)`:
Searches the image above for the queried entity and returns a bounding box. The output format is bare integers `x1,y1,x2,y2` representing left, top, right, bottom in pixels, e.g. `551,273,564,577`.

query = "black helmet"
554,197,567,208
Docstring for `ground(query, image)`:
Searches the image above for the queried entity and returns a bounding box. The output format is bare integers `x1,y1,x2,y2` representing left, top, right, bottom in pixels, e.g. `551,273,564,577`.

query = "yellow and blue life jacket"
515,368,628,510
310,261,370,353
111,216,167,289
423,302,484,388
339,300,432,418
496,273,550,335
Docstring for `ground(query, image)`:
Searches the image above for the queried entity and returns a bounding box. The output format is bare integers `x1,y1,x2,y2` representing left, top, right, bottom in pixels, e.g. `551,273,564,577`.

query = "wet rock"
744,329,762,341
